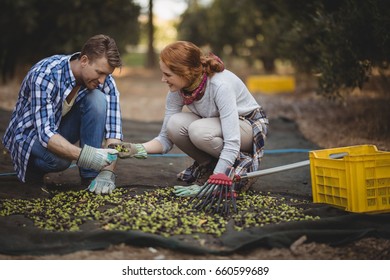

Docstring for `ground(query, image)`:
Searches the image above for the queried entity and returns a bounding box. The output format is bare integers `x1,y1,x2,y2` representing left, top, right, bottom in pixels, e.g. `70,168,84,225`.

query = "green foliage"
0,0,141,81
274,0,390,97
179,0,281,72
178,0,390,97
122,52,146,67
178,7,210,47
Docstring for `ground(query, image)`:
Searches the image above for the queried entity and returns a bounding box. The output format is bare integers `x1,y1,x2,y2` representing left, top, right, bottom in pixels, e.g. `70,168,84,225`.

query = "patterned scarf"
180,73,208,105
179,52,225,105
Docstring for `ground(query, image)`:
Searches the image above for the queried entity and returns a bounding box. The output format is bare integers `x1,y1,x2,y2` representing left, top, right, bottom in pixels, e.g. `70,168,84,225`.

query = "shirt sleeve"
31,73,60,147
103,76,123,140
213,83,241,173
154,91,184,153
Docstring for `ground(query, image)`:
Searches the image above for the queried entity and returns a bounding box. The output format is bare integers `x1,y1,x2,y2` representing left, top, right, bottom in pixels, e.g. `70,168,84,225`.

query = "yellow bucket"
246,75,295,94
310,145,390,213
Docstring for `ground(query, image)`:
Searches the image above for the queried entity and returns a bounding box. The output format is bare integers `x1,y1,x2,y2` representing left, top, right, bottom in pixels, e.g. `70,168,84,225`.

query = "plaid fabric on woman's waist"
234,107,269,175
242,107,269,124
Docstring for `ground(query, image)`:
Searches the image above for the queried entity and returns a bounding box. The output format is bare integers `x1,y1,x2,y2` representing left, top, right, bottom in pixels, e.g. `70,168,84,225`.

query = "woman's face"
159,60,187,92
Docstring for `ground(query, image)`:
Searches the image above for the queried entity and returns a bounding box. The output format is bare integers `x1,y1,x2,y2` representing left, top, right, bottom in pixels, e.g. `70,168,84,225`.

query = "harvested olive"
0,188,319,237
114,144,129,153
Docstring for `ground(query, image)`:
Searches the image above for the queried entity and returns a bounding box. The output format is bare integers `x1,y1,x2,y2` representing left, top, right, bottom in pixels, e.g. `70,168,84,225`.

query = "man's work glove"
77,144,118,171
173,184,210,197
87,170,116,195
108,142,147,159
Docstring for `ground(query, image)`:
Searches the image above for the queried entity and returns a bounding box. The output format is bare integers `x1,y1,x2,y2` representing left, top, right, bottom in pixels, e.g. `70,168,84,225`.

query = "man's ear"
80,55,89,67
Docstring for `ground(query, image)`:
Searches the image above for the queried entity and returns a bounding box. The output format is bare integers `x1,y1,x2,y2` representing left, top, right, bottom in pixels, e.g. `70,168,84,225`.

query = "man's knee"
44,154,72,173
27,154,72,180
82,89,107,115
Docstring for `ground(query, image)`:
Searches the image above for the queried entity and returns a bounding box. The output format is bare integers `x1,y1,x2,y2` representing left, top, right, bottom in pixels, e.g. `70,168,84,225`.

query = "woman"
114,41,268,191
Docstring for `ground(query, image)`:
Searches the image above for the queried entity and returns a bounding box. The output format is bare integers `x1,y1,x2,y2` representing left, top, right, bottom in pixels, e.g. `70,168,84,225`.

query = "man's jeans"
26,89,107,182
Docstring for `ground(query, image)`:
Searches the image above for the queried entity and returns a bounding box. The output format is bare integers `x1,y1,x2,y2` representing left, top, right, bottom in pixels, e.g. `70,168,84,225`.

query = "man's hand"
77,144,118,171
87,170,116,195
108,142,147,159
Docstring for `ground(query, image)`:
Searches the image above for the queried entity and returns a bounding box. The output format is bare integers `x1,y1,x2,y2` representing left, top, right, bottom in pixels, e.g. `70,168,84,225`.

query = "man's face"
80,55,114,90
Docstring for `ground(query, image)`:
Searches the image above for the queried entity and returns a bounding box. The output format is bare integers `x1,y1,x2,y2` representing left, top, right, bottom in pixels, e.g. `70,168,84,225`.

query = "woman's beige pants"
166,112,253,166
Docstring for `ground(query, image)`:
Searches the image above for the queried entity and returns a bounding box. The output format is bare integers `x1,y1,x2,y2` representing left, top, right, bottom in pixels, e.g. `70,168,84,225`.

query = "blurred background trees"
1,0,390,98
0,0,140,81
178,0,390,97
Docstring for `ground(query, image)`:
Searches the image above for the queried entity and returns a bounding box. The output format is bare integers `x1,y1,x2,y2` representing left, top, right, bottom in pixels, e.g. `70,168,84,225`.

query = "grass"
122,52,146,67
121,52,159,68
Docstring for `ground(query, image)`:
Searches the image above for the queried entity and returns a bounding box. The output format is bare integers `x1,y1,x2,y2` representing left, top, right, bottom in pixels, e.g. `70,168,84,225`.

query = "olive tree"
1,0,140,81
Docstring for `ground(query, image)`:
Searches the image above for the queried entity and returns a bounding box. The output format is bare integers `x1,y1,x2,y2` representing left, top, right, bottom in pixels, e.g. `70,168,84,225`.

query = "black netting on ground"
1,186,389,256
1,117,389,256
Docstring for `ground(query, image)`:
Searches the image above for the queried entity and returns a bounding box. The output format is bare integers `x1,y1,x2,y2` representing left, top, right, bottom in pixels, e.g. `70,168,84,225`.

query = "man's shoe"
81,177,94,188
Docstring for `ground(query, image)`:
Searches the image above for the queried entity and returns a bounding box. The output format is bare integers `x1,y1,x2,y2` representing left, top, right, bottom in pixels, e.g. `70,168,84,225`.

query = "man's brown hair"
81,34,122,68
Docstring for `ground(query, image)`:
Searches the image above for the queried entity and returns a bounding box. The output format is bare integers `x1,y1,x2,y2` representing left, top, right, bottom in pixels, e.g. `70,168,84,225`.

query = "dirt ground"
0,67,389,260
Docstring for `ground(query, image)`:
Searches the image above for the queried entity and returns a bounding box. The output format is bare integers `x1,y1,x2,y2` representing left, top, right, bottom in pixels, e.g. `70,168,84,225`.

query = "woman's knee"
167,112,199,139
188,121,207,144
188,119,223,154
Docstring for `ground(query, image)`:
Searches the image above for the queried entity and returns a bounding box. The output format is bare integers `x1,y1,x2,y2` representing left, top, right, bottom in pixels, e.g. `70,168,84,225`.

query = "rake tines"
189,182,217,211
188,173,238,215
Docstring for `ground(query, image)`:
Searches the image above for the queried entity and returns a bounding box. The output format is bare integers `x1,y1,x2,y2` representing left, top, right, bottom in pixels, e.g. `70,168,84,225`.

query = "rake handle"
239,152,348,180
240,160,310,180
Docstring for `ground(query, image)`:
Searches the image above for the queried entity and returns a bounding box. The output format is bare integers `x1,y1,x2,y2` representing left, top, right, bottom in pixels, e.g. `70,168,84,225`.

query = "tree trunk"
145,0,156,68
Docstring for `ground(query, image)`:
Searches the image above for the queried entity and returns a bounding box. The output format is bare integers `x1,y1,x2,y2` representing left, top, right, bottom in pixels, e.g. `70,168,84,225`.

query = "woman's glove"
205,166,242,185
173,184,208,197
87,170,116,195
77,144,118,171
108,142,147,159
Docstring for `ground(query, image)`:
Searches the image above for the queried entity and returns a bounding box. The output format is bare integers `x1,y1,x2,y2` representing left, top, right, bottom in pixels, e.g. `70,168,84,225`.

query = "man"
2,34,123,195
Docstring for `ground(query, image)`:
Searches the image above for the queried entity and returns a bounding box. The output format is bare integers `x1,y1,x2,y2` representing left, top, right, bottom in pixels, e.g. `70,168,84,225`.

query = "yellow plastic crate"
246,75,295,94
309,145,390,213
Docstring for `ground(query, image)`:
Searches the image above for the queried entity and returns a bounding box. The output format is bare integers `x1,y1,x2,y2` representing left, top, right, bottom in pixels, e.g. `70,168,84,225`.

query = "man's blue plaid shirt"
2,53,123,182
